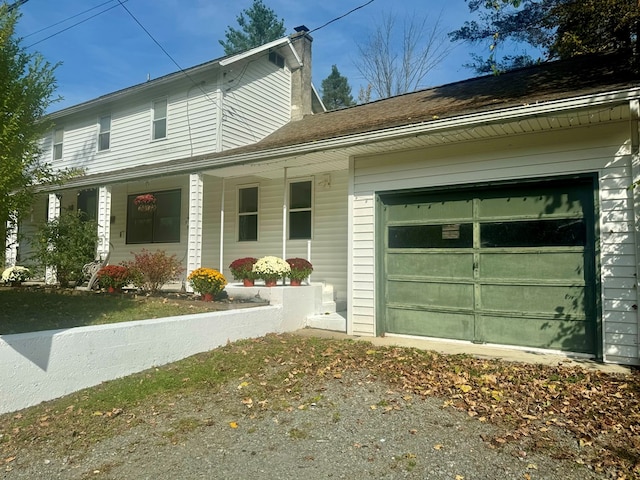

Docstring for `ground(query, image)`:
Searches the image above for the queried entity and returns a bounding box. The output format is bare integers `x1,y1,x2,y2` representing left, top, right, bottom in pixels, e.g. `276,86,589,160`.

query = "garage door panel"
387,252,474,278
477,190,588,218
388,281,474,309
386,199,472,222
476,315,593,353
480,252,585,281
387,308,474,340
481,284,586,318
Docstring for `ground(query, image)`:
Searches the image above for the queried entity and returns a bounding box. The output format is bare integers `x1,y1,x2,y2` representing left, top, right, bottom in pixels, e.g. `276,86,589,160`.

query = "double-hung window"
98,115,111,151
238,186,258,241
289,180,312,239
53,128,63,160
126,189,181,244
152,99,167,140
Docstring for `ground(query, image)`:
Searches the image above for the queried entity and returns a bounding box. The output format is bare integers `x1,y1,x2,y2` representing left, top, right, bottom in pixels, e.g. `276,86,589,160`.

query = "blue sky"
13,0,497,111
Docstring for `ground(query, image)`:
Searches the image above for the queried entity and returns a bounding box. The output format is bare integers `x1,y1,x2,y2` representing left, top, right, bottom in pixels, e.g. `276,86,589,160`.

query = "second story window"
152,99,167,140
53,128,63,160
238,186,258,241
98,115,111,151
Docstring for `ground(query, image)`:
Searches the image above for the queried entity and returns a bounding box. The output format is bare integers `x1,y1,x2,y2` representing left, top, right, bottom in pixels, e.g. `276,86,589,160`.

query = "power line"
26,2,124,48
308,0,375,35
23,0,123,39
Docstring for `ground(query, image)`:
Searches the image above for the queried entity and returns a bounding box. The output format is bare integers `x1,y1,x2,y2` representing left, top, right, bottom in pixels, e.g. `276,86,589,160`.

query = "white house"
7,36,640,366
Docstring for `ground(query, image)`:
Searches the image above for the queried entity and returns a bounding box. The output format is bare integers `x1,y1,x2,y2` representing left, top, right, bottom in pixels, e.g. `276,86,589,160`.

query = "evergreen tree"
321,65,355,110
219,0,286,55
450,0,640,74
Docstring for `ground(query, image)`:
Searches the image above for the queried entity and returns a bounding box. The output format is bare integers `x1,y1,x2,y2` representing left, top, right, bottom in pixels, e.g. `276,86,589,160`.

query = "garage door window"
481,218,586,248
388,223,473,248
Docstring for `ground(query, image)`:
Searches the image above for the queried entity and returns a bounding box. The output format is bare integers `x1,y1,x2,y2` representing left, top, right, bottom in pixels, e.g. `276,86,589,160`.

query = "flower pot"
289,279,302,286
264,279,277,287
243,278,255,287
202,293,214,302
107,286,121,294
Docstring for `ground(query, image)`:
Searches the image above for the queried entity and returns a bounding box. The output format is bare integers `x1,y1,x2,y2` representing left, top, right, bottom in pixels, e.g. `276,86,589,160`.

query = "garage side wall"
350,122,639,365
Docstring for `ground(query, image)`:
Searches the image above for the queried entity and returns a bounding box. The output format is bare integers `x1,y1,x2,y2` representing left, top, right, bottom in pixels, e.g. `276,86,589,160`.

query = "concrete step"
306,312,346,332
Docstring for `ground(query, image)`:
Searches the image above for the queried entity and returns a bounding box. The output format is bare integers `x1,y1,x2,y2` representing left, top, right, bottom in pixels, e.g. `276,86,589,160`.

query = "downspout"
629,98,640,363
282,167,288,284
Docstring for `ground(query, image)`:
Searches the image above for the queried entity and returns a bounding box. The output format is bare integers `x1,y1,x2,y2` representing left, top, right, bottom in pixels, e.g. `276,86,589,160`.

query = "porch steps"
306,283,346,332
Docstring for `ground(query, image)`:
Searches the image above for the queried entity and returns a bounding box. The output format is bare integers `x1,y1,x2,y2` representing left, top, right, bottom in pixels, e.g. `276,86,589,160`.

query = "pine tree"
321,65,355,110
219,0,286,55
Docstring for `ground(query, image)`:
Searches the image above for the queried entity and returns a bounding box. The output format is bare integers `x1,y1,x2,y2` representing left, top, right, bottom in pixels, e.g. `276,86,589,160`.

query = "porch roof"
62,53,640,187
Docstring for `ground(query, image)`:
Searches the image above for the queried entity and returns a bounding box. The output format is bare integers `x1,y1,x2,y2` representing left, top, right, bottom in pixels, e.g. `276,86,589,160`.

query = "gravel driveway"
3,371,602,480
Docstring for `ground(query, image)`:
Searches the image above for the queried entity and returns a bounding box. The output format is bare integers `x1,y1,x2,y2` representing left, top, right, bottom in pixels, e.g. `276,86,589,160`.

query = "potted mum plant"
96,265,129,293
286,258,313,286
187,267,227,301
252,256,290,287
134,193,156,213
229,257,258,286
1,265,30,286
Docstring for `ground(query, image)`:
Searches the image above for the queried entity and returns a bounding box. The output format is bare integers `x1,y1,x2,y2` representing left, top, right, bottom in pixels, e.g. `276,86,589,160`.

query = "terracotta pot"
264,279,277,287
107,286,117,293
290,279,302,286
202,293,214,302
243,278,255,287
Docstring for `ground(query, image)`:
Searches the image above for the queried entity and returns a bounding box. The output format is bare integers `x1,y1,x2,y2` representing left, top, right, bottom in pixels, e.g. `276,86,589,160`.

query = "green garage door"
380,178,597,354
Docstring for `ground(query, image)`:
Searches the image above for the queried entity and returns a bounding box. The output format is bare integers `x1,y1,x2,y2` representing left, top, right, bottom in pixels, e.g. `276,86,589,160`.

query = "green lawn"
0,287,243,334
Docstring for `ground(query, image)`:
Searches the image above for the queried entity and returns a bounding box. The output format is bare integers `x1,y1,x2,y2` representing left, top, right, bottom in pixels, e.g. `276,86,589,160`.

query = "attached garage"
378,176,598,355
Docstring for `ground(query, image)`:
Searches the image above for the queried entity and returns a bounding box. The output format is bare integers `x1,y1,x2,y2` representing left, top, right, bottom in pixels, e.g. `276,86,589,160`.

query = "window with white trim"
289,180,312,239
238,186,258,241
53,128,63,160
152,99,167,140
98,115,111,151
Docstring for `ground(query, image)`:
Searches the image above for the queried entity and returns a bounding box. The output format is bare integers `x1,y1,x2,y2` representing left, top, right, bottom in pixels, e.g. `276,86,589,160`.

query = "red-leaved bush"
123,249,184,293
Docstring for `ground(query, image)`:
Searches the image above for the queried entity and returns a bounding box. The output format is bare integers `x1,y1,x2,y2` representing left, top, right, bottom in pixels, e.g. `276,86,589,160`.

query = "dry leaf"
433,444,443,450
229,421,238,429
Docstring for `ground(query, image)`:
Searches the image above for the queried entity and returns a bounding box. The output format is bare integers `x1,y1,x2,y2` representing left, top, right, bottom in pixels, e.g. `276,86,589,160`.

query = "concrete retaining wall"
0,285,322,414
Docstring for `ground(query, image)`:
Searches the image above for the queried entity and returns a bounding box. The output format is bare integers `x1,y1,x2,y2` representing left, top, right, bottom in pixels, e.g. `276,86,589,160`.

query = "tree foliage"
32,210,97,287
321,65,355,110
219,0,286,55
354,11,452,100
0,6,66,249
450,0,640,74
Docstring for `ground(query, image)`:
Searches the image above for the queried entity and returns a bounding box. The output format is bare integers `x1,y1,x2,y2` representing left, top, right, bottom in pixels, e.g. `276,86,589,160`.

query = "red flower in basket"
134,194,156,212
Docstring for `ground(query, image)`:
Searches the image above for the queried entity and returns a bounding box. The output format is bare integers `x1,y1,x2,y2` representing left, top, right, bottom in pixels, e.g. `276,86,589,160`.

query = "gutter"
53,87,640,191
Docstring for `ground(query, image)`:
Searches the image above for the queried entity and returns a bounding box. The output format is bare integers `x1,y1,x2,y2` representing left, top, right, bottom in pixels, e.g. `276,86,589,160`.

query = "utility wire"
26,2,123,48
308,0,375,34
23,0,124,39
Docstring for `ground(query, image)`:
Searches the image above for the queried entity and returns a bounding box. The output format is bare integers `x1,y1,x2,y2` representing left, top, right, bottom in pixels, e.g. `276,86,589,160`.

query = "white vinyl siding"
352,121,639,365
222,56,291,150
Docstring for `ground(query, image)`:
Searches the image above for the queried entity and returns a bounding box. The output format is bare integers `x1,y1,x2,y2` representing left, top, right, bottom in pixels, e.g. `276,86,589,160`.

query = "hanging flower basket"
134,194,157,213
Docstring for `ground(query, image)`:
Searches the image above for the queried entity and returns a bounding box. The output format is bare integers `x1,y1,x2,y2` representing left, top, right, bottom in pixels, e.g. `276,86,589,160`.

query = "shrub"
286,258,313,281
123,249,184,293
229,257,257,281
96,265,129,289
187,267,227,296
32,210,97,287
252,256,290,282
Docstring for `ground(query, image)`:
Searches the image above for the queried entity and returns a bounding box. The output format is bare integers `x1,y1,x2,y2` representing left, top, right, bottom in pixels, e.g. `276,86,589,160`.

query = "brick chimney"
289,28,313,121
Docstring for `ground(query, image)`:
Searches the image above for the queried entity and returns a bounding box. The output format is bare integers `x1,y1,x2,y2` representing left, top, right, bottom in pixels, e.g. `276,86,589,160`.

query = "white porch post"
282,167,288,263
187,173,204,292
629,99,640,363
96,186,111,261
219,179,225,273
45,193,61,284
5,214,18,267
